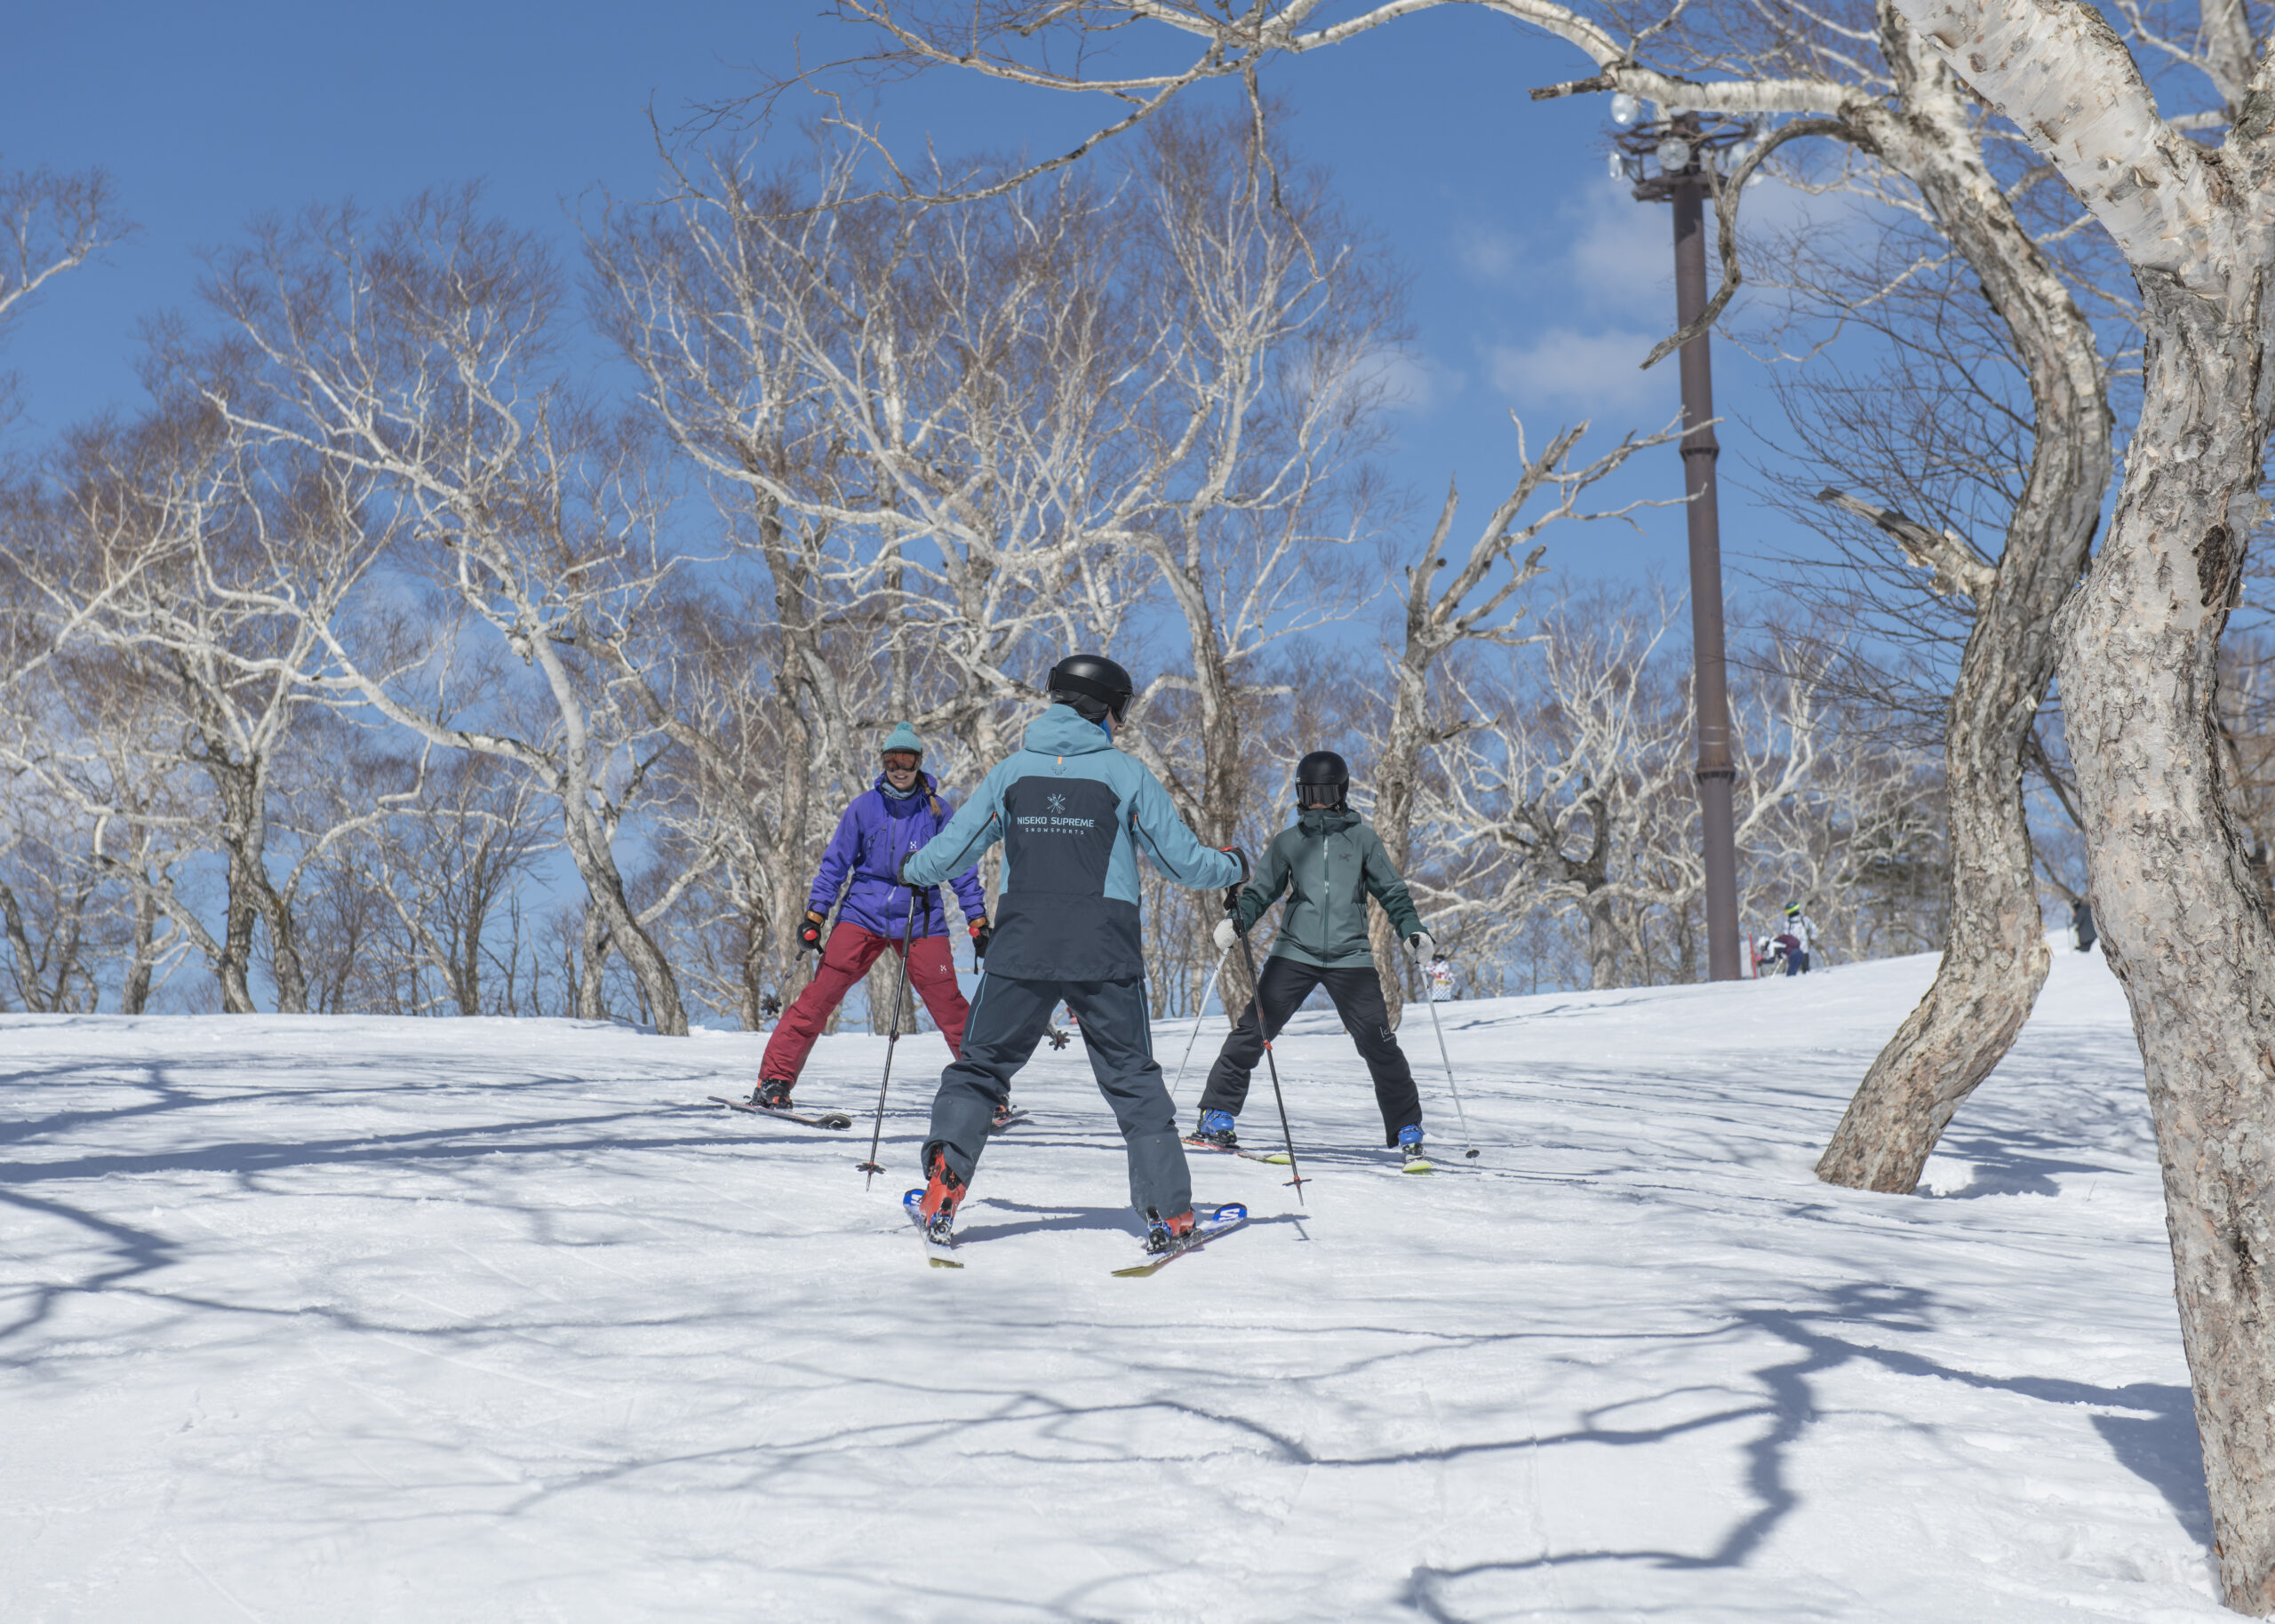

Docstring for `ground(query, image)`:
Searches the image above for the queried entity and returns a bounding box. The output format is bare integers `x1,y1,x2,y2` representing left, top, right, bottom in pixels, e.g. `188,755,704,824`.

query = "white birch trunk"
1890,0,2275,1603
1816,11,2111,1190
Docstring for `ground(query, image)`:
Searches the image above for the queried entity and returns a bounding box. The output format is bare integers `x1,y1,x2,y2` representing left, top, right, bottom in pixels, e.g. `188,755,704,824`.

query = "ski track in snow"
0,948,2224,1620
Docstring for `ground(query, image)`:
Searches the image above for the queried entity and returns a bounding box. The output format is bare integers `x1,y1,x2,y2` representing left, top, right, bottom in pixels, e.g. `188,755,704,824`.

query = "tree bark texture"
121,856,156,1015
1888,0,2275,1602
866,942,920,1037
1369,711,1418,1033
2058,288,2275,1615
1815,12,2110,1191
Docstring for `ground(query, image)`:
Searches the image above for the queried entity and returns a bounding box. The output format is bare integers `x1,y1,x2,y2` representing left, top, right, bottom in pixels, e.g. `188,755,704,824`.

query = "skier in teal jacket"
898,654,1244,1254
1194,750,1436,1161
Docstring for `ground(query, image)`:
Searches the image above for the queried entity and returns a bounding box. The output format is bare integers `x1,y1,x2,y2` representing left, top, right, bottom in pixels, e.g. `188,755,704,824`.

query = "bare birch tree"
1361,415,1676,1020
204,191,699,1033
1425,593,1920,988
0,163,138,692
0,164,129,337
592,136,1164,1004
1876,0,2275,1604
0,394,384,1014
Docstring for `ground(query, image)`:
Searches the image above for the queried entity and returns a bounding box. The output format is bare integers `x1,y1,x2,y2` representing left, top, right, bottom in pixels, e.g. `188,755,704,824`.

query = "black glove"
797,911,826,953
970,919,993,959
897,854,922,888
1218,847,1249,919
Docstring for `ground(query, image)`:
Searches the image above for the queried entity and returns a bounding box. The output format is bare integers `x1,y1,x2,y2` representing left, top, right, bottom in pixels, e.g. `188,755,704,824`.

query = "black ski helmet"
1047,653,1136,724
1295,750,1350,809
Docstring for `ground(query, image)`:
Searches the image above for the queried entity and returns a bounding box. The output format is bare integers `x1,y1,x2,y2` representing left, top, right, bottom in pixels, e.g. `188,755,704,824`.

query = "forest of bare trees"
0,121,1952,1039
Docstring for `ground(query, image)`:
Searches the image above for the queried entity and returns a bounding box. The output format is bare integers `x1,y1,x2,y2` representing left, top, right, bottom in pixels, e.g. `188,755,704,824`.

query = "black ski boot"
752,1078,795,1111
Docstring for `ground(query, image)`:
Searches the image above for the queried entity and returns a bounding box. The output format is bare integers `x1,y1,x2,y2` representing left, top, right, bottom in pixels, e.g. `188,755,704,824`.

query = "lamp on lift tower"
1603,98,1759,981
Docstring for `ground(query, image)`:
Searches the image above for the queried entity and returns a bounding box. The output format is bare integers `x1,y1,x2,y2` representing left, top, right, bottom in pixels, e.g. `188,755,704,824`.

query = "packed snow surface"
0,948,2222,1620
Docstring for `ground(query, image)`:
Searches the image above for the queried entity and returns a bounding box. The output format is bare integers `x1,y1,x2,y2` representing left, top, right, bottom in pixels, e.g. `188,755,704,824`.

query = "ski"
1182,1135,1290,1166
902,1189,963,1268
706,1095,855,1131
989,1108,1033,1132
1114,1204,1249,1277
1401,1158,1435,1175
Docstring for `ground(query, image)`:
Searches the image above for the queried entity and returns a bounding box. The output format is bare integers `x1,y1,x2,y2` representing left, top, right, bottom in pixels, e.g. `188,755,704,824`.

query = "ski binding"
902,1188,963,1268
1181,1135,1291,1166
1114,1203,1249,1277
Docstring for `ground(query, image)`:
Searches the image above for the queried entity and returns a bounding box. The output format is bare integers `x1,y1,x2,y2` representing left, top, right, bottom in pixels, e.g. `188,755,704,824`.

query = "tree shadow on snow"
1915,1128,2135,1198
1396,1280,2206,1621
2092,1410,2214,1547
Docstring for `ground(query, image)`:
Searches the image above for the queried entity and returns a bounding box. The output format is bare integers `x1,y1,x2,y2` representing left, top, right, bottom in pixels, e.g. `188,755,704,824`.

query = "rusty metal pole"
1669,148,1742,980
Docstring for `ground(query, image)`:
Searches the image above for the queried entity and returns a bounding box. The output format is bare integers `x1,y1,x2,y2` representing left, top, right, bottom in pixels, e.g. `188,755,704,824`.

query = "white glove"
1408,930,1435,959
1213,917,1241,952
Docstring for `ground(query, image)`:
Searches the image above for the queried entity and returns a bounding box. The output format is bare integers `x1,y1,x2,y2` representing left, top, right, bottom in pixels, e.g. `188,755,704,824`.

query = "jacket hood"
1297,808,1362,835
1023,705,1115,757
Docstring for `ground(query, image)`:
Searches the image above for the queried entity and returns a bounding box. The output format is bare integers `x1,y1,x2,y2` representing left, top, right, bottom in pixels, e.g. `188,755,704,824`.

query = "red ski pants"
759,922,969,1085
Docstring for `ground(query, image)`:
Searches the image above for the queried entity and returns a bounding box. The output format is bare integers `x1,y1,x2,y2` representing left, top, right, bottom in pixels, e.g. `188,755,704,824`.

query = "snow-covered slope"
0,949,2221,1620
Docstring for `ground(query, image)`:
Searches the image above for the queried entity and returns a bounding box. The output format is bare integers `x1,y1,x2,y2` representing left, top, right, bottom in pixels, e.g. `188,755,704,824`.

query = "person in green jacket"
1193,750,1436,1160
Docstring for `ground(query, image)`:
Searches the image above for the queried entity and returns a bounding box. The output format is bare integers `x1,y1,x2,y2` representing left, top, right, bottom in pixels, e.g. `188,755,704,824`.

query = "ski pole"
1411,943,1480,1159
1165,945,1230,1106
858,883,923,1187
1230,922,1306,1205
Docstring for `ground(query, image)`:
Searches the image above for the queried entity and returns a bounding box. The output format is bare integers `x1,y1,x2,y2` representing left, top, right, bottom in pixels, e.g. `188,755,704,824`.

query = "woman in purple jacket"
753,724,990,1109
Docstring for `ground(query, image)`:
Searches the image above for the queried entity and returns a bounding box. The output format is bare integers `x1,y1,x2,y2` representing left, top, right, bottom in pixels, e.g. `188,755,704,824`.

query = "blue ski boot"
1188,1109,1239,1150
1396,1124,1428,1166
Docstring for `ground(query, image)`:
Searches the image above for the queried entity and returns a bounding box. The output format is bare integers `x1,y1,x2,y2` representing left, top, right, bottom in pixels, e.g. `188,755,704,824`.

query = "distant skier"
2072,898,2095,953
1780,903,1818,975
1192,751,1435,1163
751,723,991,1111
1428,952,1455,1003
899,655,1244,1254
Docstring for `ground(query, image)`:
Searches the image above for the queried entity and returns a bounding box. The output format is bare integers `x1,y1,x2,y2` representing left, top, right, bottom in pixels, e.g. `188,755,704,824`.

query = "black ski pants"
927,973,1191,1219
1197,955,1421,1146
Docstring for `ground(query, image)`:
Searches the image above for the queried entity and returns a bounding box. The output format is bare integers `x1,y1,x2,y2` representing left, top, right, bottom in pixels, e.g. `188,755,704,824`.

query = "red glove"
797,911,826,953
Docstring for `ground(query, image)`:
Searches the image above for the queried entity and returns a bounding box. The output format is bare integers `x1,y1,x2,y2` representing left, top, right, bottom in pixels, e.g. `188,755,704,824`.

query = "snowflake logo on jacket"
1049,794,1067,815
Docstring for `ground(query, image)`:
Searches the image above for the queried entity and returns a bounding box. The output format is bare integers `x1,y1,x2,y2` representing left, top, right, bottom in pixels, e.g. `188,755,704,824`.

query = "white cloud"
1486,326,1677,418
1361,346,1460,414
1454,223,1525,287
1562,186,1673,313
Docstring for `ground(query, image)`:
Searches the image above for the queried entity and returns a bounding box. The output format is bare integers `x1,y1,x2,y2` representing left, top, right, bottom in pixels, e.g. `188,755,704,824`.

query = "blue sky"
1,1,1803,618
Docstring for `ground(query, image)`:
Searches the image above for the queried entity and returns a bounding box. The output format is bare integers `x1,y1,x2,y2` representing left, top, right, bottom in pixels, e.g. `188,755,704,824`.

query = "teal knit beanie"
880,721,924,760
